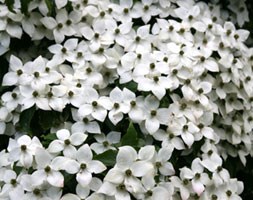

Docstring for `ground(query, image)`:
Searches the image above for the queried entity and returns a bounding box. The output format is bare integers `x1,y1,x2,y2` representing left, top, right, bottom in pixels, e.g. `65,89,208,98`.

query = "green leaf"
18,106,36,133
120,81,138,92
121,122,138,146
41,133,57,147
5,0,15,12
45,0,55,16
20,0,32,15
38,109,69,131
94,150,117,167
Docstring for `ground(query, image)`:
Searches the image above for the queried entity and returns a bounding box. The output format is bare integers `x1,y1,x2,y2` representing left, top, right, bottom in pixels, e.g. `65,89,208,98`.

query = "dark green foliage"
20,0,32,15
17,106,36,133
121,122,138,147
94,149,118,167
5,0,15,12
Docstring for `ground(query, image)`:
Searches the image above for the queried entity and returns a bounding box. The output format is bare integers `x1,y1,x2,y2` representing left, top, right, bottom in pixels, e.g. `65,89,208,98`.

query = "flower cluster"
0,0,252,199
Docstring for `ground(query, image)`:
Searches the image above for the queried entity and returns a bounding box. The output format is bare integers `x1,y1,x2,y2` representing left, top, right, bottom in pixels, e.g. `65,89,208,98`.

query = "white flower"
104,20,133,47
201,149,222,172
0,169,23,199
1,89,23,112
80,20,108,52
7,135,42,168
33,147,64,188
139,177,172,200
169,116,200,148
48,38,78,67
124,25,152,53
71,113,101,134
1,9,23,39
20,173,62,199
153,128,185,150
47,129,87,158
107,87,132,125
19,85,51,111
103,146,153,194
2,55,31,86
91,131,121,154
131,0,160,24
180,158,210,196
182,79,212,107
55,144,106,187
41,9,76,43
153,147,175,176
78,87,112,122
140,95,170,134
170,176,192,200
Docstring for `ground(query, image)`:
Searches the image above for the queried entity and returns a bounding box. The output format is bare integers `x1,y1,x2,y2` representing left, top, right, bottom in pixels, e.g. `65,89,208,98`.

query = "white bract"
0,0,251,199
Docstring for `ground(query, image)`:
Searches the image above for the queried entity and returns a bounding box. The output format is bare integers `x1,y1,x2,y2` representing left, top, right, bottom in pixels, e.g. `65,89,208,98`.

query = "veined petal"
159,162,175,176
63,145,77,158
87,160,106,174
77,144,92,163
131,161,154,177
47,140,64,153
104,168,124,184
145,117,160,134
192,179,205,196
56,129,70,141
40,17,57,29
181,132,194,147
2,72,18,86
117,146,137,169
47,171,64,187
70,132,87,146
35,147,52,168
138,145,155,161
76,170,92,187
55,0,68,9
63,159,80,174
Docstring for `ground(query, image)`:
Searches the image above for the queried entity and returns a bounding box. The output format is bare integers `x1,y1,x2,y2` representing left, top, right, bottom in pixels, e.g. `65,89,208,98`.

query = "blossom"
90,131,121,154
41,9,76,43
54,144,106,187
2,55,31,86
78,87,112,122
7,135,42,168
47,129,87,158
33,147,64,187
102,146,153,194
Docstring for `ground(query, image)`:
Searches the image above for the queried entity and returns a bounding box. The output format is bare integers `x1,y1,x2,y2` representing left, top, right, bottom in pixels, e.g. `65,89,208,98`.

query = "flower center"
44,166,51,173
64,139,71,145
125,169,132,176
92,101,98,107
33,188,40,196
21,145,27,151
17,69,23,76
12,92,17,99
103,141,109,147
80,163,87,169
10,179,17,186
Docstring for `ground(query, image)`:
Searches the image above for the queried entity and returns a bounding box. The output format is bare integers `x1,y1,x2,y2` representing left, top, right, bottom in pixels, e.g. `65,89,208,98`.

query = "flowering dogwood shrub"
0,0,253,199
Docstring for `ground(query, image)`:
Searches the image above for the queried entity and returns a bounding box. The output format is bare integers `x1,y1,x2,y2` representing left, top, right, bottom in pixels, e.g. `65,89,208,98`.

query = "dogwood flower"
103,146,153,194
78,87,112,122
41,9,76,43
33,147,64,188
91,131,121,154
2,55,31,87
7,135,42,168
180,158,210,196
55,144,106,187
47,129,87,158
20,173,62,200
140,95,170,134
